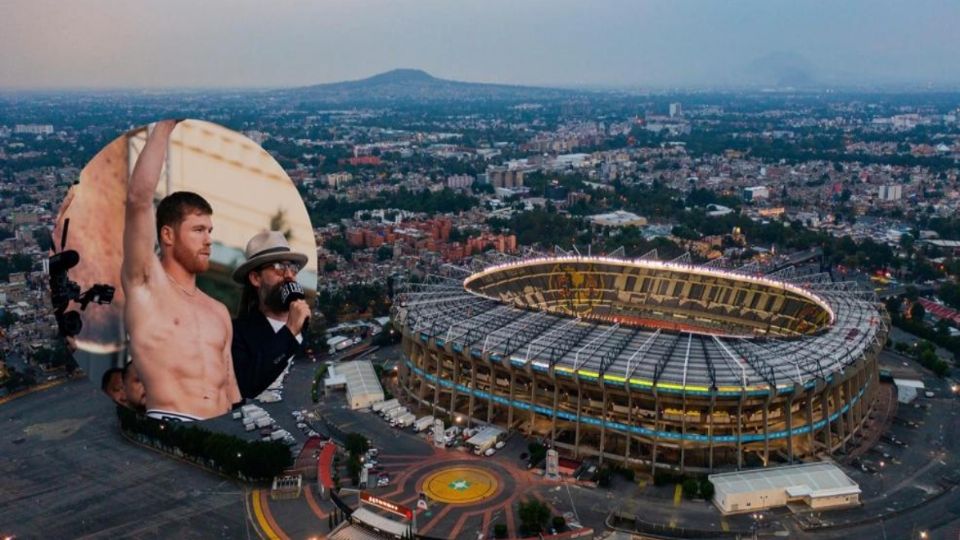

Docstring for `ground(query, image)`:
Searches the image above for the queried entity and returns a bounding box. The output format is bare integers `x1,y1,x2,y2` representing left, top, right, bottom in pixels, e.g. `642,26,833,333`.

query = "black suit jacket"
232,310,302,399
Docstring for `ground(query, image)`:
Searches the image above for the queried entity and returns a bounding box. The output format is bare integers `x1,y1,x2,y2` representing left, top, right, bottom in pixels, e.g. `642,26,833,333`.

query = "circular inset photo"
51,119,317,421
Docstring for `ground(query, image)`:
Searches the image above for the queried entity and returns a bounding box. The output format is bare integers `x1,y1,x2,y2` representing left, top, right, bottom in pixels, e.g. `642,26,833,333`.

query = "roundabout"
420,465,500,504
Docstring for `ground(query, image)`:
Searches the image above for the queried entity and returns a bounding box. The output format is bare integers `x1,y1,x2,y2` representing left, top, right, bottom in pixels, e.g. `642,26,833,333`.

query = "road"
0,379,250,539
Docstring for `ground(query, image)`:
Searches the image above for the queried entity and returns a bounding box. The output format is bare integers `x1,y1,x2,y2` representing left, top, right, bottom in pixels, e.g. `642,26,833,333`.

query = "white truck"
254,417,273,429
327,335,352,354
467,426,504,454
270,429,290,441
373,398,399,413
385,406,407,421
413,415,435,432
380,401,403,417
394,412,416,428
443,426,461,446
245,409,267,421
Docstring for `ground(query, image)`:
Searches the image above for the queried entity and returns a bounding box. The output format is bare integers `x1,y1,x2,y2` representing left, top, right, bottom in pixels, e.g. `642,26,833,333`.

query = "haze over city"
2,0,960,90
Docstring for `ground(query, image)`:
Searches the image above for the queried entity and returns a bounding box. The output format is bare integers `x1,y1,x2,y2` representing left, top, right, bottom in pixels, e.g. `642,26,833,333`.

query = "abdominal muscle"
125,284,232,419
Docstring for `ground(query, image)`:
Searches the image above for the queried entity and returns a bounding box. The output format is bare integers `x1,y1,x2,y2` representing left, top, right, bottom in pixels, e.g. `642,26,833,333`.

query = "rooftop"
709,462,859,496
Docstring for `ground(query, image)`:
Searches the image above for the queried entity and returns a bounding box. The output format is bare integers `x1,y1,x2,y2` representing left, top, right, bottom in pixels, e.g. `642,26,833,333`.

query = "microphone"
278,281,309,334
278,281,305,308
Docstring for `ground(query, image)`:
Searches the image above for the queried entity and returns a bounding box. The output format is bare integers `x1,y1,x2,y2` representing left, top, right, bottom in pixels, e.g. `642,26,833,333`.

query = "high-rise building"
487,167,524,188
669,102,683,118
446,174,474,189
878,185,903,201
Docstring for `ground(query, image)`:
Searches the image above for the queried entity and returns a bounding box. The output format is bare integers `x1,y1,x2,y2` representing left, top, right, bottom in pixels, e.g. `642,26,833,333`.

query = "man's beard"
173,245,209,274
261,281,288,313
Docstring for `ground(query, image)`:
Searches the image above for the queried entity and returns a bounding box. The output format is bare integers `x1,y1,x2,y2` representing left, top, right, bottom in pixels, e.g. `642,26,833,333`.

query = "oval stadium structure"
394,255,889,471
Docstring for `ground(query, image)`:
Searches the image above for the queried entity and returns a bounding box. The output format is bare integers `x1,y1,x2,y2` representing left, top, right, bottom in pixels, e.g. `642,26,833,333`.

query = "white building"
589,210,647,228
324,360,384,410
743,186,770,201
709,462,860,515
14,124,54,135
669,102,683,118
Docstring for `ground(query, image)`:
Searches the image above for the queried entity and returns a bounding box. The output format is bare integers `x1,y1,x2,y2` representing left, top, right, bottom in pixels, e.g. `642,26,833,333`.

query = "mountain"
280,69,583,103
740,52,819,88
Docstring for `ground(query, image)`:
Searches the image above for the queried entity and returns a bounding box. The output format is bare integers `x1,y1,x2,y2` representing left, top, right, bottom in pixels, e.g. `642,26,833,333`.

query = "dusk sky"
2,0,958,90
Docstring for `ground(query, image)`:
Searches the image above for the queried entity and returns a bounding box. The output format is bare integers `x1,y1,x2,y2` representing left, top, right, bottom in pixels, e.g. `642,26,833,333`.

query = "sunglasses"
258,261,303,274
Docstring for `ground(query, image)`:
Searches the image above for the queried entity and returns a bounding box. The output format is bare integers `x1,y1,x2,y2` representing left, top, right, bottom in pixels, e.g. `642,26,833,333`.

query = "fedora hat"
232,230,308,283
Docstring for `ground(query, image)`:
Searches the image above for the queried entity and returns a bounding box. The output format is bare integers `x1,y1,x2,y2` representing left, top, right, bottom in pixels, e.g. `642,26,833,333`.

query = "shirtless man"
121,119,240,421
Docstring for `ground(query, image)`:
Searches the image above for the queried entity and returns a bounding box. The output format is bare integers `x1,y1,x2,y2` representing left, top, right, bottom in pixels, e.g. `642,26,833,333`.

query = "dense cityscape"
3,69,960,539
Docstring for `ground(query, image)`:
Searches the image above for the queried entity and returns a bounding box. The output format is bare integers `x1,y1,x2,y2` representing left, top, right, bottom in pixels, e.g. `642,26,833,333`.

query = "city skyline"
2,0,960,90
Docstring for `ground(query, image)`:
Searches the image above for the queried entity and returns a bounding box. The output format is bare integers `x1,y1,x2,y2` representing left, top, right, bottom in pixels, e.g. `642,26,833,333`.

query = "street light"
919,531,928,539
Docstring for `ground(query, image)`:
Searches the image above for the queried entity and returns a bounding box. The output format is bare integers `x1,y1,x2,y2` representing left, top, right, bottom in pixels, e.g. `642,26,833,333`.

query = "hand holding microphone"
278,281,310,336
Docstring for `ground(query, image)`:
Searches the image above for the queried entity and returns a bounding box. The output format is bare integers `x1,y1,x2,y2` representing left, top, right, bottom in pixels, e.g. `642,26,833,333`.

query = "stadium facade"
395,255,888,472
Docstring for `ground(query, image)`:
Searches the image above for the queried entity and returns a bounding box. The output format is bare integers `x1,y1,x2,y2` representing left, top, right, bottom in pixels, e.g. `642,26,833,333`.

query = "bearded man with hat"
231,230,311,400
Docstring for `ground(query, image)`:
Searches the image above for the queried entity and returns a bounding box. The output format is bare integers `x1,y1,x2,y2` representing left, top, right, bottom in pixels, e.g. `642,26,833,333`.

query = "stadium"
394,253,889,472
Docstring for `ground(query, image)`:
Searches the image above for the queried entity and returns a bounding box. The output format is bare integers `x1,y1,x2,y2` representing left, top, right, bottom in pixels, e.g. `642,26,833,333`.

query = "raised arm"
122,120,178,288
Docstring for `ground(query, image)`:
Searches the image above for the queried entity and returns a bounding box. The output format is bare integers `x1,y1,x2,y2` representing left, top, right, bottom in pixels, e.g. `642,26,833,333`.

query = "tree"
551,515,566,532
899,233,915,253
905,286,919,301
347,454,362,486
597,467,613,487
699,478,715,500
493,523,508,539
910,303,926,322
344,432,370,456
936,319,951,339
682,477,700,499
940,281,960,310
885,297,902,318
527,442,547,466
0,310,20,328
932,359,950,377
518,499,551,535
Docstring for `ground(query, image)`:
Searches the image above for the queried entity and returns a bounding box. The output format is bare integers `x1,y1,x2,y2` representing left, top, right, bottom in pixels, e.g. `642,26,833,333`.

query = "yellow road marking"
721,519,730,532
251,489,281,540
673,483,682,506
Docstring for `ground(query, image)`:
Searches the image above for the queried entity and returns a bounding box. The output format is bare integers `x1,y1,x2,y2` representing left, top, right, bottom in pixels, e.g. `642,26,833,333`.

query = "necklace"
165,272,198,297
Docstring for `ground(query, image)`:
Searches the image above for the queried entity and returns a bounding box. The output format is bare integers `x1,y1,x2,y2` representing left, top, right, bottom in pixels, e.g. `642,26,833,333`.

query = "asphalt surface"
0,379,251,539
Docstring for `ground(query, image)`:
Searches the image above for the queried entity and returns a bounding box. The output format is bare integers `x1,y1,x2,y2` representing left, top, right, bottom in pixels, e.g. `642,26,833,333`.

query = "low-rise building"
709,462,860,515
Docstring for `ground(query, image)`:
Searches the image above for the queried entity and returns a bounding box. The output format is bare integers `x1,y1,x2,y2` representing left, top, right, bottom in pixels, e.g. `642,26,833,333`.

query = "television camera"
48,218,115,337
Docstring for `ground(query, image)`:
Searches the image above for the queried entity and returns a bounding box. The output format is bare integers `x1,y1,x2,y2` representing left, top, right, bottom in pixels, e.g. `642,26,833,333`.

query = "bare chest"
128,284,228,350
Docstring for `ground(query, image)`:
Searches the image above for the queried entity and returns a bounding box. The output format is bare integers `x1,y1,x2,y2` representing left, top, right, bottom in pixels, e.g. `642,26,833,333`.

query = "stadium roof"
396,254,886,393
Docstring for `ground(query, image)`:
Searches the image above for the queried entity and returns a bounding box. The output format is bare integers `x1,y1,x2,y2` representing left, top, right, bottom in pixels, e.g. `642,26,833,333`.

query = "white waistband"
146,409,203,422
